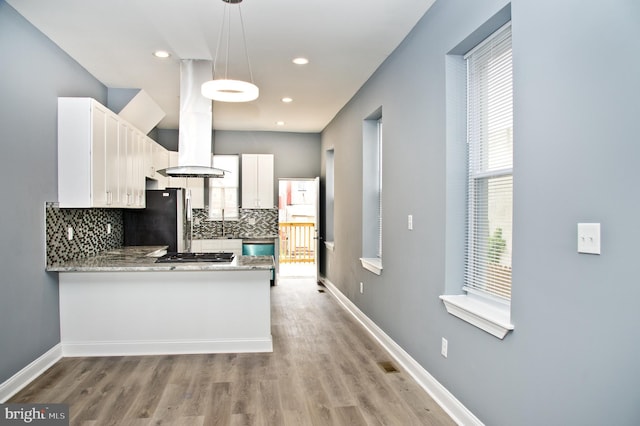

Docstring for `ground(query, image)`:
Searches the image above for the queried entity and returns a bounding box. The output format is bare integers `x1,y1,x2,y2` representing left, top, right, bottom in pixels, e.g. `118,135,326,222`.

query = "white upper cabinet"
145,138,169,188
58,97,148,208
241,154,274,209
120,125,145,208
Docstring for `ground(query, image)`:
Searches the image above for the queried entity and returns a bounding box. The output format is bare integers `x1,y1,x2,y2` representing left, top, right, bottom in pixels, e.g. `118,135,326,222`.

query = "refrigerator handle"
185,189,192,221
185,188,193,253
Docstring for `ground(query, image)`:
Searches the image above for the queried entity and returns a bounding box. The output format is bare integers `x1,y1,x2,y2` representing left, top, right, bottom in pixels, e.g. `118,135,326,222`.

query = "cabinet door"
143,137,154,179
133,131,145,207
222,239,243,255
256,154,274,208
241,154,274,208
119,123,131,207
153,143,169,188
104,113,120,206
241,154,259,208
91,104,108,207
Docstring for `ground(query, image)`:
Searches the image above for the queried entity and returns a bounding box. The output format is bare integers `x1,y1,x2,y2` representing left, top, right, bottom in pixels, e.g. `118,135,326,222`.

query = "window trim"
441,14,514,339
360,257,383,275
440,293,513,339
325,148,335,246
361,108,383,273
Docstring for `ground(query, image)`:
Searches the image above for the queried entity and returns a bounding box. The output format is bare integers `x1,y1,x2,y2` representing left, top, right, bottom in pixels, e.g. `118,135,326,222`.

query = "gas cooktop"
155,252,235,263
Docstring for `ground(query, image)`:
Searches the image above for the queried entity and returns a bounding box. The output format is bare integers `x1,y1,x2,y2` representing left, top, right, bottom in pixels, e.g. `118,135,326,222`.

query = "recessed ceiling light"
281,97,293,103
153,50,171,58
276,121,285,126
292,57,309,65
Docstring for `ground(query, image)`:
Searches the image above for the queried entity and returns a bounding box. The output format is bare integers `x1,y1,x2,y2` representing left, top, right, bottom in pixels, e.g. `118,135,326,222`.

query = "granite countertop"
47,246,275,272
239,234,279,240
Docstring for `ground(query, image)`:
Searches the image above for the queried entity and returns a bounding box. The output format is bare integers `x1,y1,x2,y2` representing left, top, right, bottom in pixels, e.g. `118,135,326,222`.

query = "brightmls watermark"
0,404,68,425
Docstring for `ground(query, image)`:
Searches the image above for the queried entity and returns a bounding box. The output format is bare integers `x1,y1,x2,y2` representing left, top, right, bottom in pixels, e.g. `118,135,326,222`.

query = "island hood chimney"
159,59,225,178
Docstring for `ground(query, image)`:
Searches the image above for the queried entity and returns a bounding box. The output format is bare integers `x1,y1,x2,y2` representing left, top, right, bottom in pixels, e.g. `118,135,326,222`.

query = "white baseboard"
319,276,483,426
61,338,273,357
0,344,63,403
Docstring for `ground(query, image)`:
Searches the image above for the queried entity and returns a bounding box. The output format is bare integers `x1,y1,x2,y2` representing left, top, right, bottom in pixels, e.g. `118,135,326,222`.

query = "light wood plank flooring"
9,276,455,425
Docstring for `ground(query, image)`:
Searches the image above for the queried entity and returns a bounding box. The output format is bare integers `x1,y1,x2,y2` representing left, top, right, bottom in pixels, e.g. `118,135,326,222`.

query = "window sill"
439,294,514,339
325,241,335,251
360,258,382,275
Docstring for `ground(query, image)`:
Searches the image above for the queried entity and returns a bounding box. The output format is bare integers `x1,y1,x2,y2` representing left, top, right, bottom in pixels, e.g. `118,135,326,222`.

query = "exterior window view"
278,179,318,269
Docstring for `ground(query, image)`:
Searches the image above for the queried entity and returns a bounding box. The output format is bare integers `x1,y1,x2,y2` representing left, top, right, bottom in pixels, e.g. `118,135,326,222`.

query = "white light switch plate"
577,223,600,255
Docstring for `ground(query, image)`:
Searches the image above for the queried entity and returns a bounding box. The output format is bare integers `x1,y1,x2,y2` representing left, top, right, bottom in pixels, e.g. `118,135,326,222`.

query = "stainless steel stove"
155,252,235,263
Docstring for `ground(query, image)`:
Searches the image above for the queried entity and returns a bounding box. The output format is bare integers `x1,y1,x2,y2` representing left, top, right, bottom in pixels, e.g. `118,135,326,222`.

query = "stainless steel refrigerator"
123,188,192,253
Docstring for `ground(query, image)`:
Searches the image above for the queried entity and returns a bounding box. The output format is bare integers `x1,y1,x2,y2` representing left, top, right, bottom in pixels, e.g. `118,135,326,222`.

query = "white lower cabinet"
191,239,242,255
59,270,273,355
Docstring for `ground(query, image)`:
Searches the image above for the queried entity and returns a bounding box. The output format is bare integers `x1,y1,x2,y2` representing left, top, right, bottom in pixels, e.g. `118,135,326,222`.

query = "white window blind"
464,23,513,300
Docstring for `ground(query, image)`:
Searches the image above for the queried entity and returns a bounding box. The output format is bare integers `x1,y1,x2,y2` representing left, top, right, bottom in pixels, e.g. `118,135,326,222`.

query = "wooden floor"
10,276,455,426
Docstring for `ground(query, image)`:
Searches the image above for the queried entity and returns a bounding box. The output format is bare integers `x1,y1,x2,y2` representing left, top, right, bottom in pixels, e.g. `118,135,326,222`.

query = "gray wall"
320,0,640,425
156,129,321,206
214,130,321,200
156,129,321,176
0,1,106,383
4,0,640,423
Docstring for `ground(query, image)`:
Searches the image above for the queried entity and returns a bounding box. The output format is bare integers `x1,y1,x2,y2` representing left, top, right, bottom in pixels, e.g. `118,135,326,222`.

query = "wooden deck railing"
279,222,316,264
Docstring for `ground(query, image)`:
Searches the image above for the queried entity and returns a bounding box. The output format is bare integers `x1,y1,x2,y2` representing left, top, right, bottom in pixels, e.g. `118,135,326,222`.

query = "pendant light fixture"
201,0,259,102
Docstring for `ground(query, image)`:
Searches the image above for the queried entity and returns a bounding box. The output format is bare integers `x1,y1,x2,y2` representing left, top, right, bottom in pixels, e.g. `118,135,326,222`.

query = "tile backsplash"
46,203,277,265
192,208,278,239
45,202,123,266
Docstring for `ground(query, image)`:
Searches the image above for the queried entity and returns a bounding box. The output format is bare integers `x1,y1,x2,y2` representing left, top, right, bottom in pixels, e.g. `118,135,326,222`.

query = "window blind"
464,23,513,300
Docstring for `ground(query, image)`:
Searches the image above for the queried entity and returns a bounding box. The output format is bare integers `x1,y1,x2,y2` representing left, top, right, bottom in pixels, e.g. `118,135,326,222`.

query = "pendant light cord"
212,0,254,84
238,6,255,84
212,2,227,80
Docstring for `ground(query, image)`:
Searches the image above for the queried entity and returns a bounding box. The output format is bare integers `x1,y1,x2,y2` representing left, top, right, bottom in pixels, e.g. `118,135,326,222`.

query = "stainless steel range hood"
159,59,225,178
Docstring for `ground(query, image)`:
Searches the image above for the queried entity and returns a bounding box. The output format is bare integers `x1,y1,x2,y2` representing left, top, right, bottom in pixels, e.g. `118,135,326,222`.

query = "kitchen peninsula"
48,246,275,356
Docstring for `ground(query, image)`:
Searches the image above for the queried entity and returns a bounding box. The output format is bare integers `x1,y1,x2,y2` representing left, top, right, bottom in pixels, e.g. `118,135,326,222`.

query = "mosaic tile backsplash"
46,203,277,266
192,208,278,239
46,202,123,266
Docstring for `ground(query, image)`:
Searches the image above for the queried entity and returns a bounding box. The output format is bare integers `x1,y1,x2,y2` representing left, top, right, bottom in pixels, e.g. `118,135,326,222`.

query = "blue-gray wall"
320,0,640,425
0,1,106,383
4,0,640,423
157,129,321,174
214,130,321,199
157,129,322,201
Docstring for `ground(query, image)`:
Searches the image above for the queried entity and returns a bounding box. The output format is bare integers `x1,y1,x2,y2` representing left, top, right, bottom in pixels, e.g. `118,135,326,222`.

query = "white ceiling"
7,0,435,133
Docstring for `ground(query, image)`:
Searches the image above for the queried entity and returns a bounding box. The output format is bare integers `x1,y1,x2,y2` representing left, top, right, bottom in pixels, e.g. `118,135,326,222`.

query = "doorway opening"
278,178,319,279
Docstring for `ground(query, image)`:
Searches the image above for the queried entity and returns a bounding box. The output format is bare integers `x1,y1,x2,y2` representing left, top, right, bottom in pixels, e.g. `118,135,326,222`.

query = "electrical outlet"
67,226,74,241
360,282,364,294
408,214,413,230
441,337,448,358
107,223,112,234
